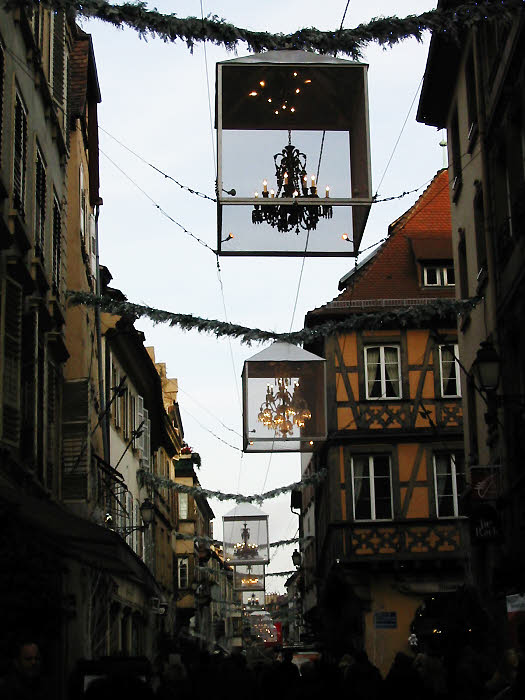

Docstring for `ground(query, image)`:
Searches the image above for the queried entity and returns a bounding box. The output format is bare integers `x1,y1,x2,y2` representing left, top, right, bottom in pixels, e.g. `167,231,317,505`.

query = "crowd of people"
2,629,525,700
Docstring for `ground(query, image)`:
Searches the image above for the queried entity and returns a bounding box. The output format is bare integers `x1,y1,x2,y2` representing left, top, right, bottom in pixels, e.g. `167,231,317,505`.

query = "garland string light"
8,0,523,58
68,291,481,345
175,532,313,548
137,467,326,503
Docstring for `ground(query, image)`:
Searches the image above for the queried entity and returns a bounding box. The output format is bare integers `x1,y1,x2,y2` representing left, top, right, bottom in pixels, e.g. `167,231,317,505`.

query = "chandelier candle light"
252,131,332,234
258,377,312,437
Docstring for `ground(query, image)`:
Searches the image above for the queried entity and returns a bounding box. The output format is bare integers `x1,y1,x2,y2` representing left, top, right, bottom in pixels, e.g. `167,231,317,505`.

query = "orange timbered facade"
302,170,469,674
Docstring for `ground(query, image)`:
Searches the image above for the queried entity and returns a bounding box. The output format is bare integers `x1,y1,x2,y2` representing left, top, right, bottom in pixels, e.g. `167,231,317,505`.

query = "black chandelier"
252,131,332,234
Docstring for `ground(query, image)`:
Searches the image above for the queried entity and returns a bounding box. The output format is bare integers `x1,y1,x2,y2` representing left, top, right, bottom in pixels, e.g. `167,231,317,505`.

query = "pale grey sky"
81,0,441,592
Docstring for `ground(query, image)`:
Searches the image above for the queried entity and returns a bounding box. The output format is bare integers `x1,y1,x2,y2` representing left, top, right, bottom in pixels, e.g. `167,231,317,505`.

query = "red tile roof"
69,26,101,127
69,32,90,124
307,169,453,318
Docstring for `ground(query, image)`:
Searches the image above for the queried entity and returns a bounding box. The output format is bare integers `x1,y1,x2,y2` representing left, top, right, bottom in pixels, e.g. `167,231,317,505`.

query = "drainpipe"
94,199,109,464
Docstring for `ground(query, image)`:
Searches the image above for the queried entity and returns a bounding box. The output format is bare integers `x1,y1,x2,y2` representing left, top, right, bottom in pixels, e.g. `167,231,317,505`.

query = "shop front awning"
0,479,160,596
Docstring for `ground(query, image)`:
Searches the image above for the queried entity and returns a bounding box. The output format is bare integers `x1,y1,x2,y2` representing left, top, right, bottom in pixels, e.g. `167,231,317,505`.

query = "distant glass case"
223,504,270,565
234,564,266,592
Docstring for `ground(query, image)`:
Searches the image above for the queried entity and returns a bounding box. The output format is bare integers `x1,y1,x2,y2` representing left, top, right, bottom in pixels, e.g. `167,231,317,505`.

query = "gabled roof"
307,169,453,319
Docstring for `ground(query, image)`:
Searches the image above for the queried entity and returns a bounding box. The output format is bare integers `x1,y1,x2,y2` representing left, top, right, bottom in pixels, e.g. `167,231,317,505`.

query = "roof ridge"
389,168,448,233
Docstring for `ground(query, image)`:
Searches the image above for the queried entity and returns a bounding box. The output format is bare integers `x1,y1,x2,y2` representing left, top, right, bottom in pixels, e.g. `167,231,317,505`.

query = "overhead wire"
99,149,216,253
178,384,242,438
99,126,216,202
374,74,425,198
182,404,242,452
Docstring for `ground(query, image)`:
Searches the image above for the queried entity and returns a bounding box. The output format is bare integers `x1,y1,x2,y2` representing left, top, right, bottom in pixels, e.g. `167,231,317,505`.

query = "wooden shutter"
79,164,86,242
89,214,97,282
134,395,144,452
141,407,150,469
52,11,65,106
114,368,121,428
52,196,61,295
46,360,59,491
13,92,27,215
0,44,4,160
35,147,46,259
62,379,90,500
0,277,23,445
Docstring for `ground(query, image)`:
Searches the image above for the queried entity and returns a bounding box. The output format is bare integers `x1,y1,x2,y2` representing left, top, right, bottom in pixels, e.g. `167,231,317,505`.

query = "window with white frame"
434,453,465,517
365,345,401,399
178,557,189,589
178,492,189,520
439,344,461,397
423,265,455,286
351,454,393,520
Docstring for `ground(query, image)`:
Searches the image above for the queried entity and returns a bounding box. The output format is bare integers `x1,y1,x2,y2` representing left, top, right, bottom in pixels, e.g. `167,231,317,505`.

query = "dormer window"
423,264,455,286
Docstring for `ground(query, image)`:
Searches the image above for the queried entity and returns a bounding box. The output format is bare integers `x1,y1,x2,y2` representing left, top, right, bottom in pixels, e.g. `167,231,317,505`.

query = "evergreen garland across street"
7,0,524,58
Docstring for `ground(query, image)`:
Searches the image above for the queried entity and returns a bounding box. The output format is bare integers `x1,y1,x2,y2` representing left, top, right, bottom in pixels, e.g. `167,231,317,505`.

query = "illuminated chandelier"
252,131,332,234
258,378,312,438
247,594,260,607
234,522,259,559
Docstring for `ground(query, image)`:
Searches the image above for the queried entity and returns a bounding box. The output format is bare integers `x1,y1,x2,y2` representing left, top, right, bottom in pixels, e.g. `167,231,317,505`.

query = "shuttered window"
35,147,46,259
79,163,86,242
62,379,90,500
134,395,144,451
142,408,151,469
52,196,61,295
13,92,28,215
0,43,4,159
52,11,65,106
46,360,59,491
1,277,23,445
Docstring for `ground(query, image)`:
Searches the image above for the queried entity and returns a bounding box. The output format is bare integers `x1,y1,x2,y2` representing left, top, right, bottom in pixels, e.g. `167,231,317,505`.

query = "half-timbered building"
302,169,468,674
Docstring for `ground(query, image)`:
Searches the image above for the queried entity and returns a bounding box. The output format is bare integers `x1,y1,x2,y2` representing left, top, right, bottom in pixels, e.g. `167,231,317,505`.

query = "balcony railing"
325,298,443,309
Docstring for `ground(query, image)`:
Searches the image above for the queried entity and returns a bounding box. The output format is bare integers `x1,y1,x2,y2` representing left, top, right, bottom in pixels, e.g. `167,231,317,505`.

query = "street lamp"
292,550,302,568
472,340,500,393
120,497,155,537
471,340,500,444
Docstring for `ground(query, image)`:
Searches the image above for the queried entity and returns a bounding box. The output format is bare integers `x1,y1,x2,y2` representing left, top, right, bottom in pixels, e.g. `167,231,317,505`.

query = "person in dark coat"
343,649,383,700
384,652,425,700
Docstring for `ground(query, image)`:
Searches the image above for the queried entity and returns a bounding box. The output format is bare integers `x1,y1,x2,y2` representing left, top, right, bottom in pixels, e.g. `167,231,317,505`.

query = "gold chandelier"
234,522,259,559
257,378,312,438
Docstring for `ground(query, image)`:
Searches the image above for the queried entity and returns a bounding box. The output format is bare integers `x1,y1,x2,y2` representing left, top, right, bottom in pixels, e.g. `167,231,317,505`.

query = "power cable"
374,74,425,198
99,149,216,253
178,384,242,437
99,126,216,202
200,0,217,180
182,405,243,452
